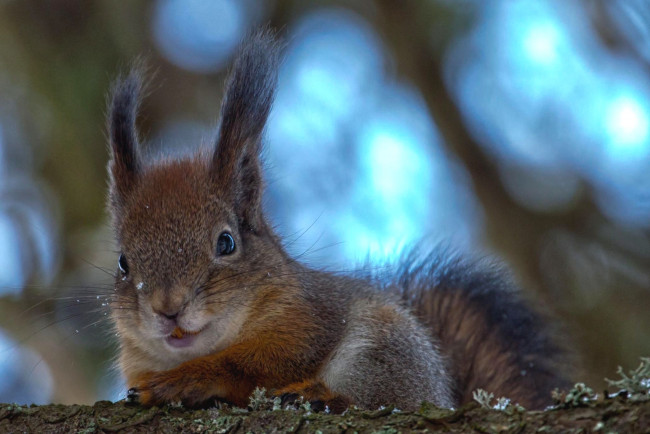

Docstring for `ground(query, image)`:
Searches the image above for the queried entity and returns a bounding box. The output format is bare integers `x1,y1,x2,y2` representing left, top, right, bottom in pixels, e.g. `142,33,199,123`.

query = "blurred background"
0,0,648,405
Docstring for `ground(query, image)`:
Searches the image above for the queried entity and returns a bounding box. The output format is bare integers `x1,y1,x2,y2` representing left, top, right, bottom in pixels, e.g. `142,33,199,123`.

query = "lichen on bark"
1,395,649,433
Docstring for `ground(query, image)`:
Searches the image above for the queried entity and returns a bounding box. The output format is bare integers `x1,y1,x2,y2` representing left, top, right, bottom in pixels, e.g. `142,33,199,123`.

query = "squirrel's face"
110,158,267,363
106,34,281,365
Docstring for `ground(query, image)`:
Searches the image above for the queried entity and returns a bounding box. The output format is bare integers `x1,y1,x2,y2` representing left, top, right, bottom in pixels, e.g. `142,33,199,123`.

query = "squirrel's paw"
275,380,350,413
128,370,212,408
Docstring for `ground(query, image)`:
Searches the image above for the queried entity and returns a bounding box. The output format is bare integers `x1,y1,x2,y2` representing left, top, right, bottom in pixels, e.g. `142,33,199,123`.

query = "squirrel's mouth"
165,326,204,348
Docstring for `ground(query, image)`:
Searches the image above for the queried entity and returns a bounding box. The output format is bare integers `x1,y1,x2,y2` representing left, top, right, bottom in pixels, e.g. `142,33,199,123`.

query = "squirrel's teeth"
171,327,184,339
170,326,201,339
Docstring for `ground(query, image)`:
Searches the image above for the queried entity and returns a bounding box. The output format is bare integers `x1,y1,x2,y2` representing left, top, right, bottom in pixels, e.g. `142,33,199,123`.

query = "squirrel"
107,29,570,412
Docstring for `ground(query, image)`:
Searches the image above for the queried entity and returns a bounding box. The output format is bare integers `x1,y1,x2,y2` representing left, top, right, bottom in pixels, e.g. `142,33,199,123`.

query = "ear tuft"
212,28,282,230
215,28,281,160
108,64,144,199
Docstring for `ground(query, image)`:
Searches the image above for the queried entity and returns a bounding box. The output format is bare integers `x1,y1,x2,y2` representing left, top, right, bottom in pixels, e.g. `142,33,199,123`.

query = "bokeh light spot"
152,0,246,72
362,130,429,203
606,95,650,157
522,22,560,65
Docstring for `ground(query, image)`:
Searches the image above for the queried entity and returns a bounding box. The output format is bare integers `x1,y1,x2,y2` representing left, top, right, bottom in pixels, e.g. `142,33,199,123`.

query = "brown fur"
107,30,569,412
412,290,554,408
398,253,571,409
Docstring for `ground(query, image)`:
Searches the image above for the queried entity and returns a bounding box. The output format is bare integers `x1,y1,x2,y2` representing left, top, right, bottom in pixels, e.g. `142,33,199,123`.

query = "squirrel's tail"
396,251,572,409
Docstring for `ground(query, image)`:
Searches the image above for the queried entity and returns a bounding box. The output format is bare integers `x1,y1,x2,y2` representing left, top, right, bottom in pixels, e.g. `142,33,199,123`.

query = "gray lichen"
606,357,650,401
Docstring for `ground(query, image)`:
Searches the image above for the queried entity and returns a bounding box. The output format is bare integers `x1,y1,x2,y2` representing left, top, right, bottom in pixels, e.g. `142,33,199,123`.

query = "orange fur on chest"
129,297,329,408
131,332,323,408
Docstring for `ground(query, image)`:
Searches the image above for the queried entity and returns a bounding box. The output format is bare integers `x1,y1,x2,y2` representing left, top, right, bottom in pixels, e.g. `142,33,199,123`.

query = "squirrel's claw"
275,381,349,413
125,387,140,405
130,371,176,407
279,392,301,409
309,399,326,412
277,392,335,413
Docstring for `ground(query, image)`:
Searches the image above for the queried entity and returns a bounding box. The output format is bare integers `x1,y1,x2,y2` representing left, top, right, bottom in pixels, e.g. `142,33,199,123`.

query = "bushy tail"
396,251,571,409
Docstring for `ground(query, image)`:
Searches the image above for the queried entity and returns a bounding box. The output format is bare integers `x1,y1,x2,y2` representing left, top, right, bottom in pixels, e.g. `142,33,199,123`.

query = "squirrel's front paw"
129,370,205,407
129,371,170,407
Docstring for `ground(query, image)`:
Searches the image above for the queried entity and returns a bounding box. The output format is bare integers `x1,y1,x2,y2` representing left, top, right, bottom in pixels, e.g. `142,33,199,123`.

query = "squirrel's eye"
216,232,236,256
118,253,129,275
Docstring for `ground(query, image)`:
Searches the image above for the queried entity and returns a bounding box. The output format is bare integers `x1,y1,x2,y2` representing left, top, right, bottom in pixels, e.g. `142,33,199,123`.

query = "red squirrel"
107,29,569,412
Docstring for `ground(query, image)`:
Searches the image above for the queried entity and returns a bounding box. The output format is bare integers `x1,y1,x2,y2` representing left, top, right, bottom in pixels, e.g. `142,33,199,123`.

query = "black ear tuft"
108,66,144,199
215,28,280,163
212,28,281,230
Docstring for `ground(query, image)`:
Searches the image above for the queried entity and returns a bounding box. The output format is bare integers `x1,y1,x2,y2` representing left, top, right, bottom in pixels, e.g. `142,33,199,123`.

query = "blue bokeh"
448,0,650,223
263,10,481,267
0,114,58,296
151,0,249,72
0,328,53,404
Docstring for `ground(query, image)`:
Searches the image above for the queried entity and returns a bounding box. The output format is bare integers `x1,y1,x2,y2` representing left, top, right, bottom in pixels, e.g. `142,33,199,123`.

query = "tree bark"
1,396,648,433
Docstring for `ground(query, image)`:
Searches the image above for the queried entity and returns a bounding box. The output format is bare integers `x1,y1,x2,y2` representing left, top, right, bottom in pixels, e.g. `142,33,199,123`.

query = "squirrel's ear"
211,29,280,231
107,69,142,203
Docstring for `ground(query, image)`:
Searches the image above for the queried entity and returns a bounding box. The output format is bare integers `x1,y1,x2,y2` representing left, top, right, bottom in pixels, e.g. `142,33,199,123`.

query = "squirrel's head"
107,30,285,366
